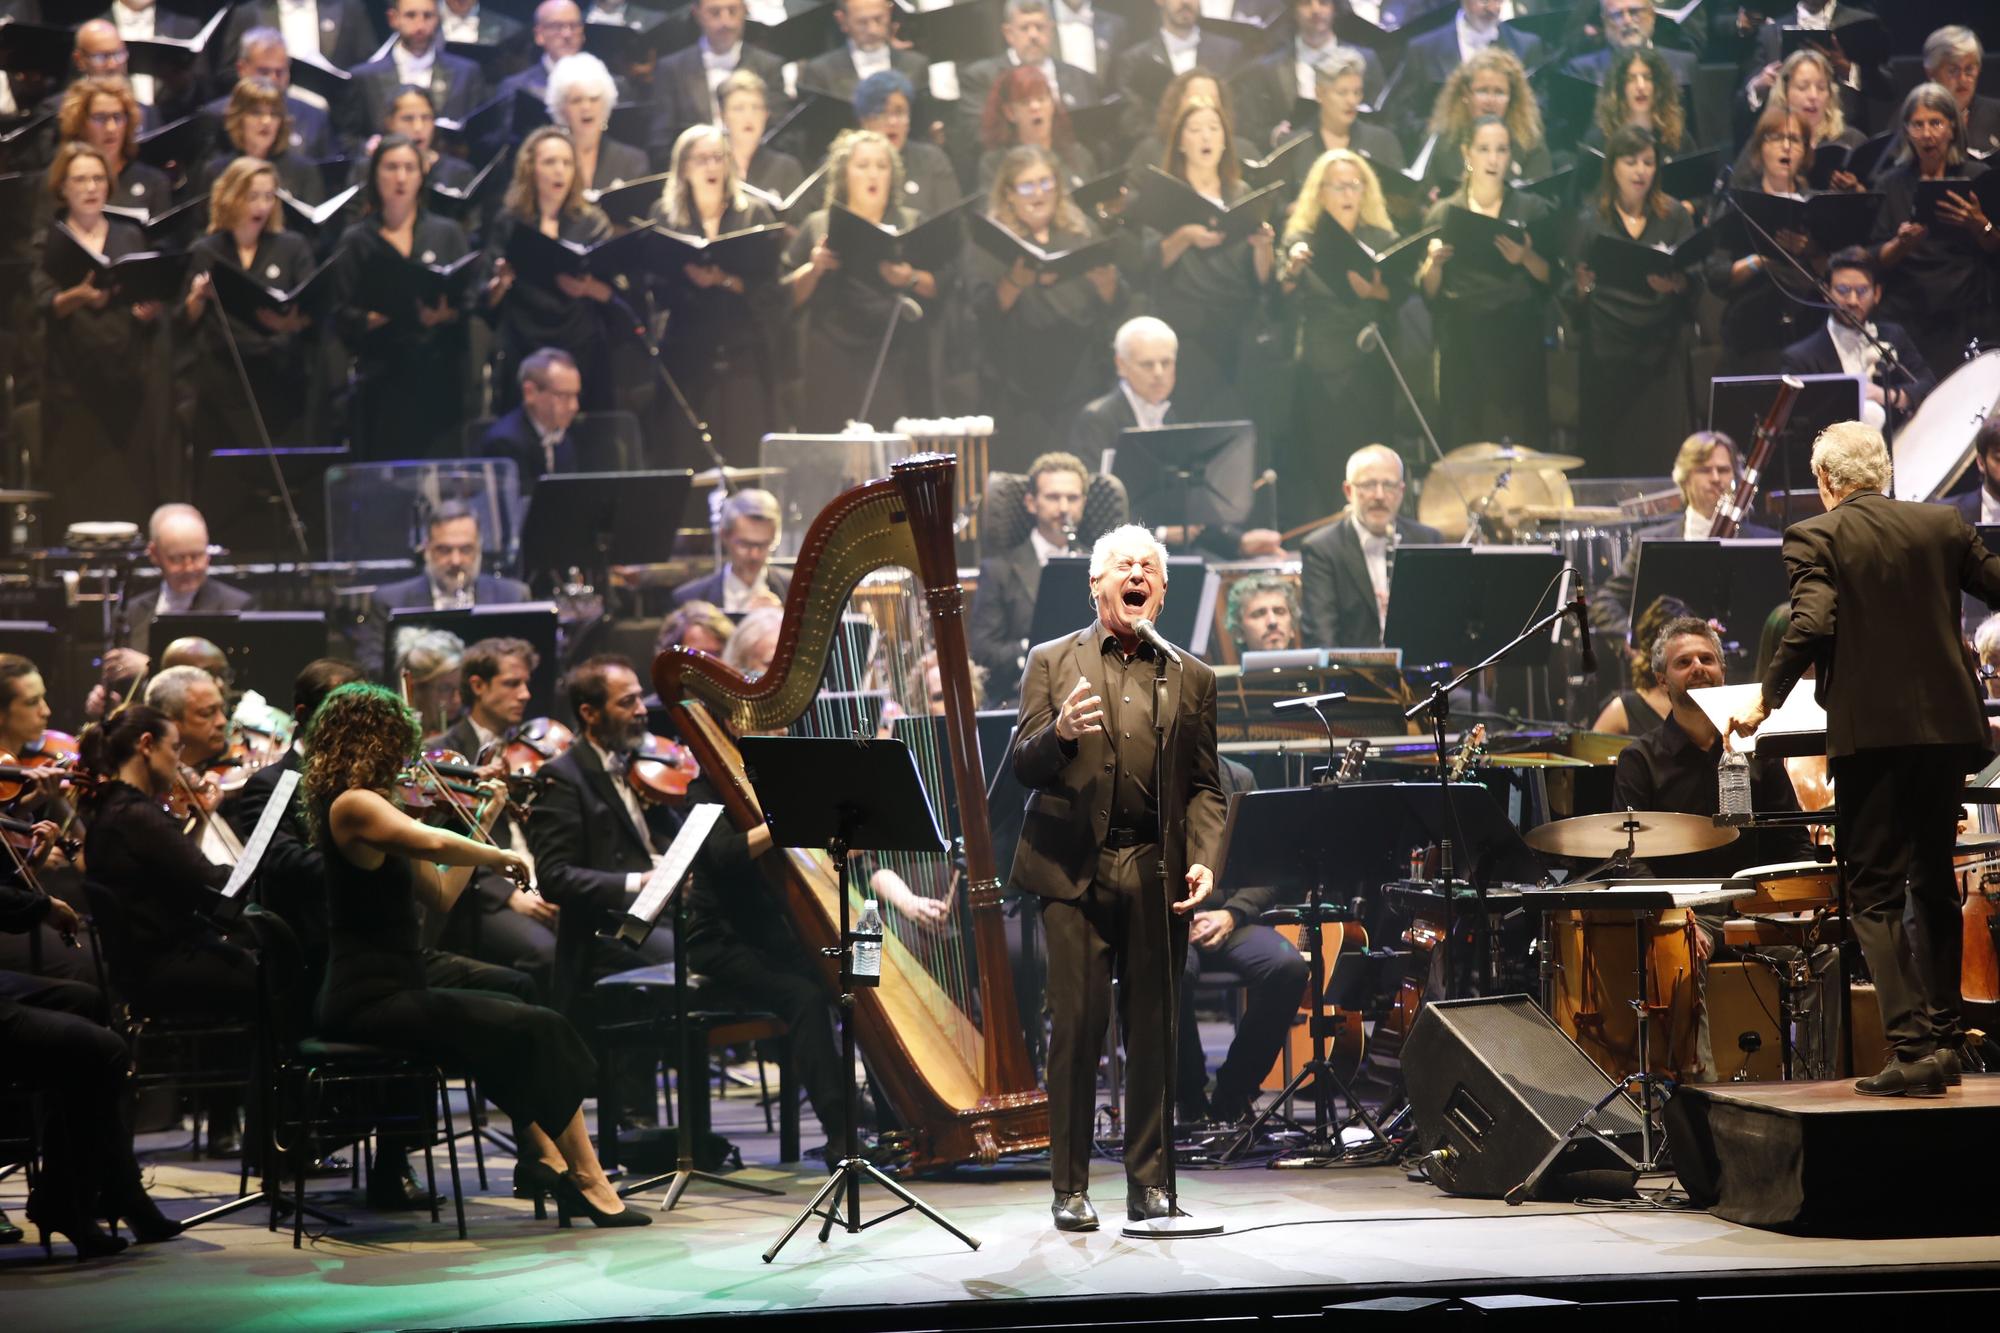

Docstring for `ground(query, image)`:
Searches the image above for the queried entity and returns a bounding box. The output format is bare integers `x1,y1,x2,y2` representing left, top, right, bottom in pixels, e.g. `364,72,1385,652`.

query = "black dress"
315,838,595,1137
195,147,323,204
182,229,317,453
744,145,806,202
1567,203,1696,474
1422,186,1554,449
1142,177,1273,417
964,214,1125,473
783,204,937,430
482,207,617,415
1702,185,1820,376
30,215,174,533
1871,159,1997,378
1278,218,1397,531
648,197,787,469
329,214,475,460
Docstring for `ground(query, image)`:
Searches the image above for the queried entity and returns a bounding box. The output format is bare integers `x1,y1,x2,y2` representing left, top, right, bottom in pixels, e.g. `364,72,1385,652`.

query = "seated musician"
1948,418,2000,525
1778,248,1935,432
1176,757,1307,1125
521,655,678,1125
1071,318,1284,561
1226,574,1302,655
1591,595,1690,737
671,488,791,611
1611,616,1811,1080
477,347,585,496
143,664,231,775
1298,445,1442,649
1588,431,1775,642
0,655,96,986
118,504,255,652
656,600,733,659
353,502,533,673
970,451,1088,706
394,627,466,744
722,607,784,679
433,637,559,991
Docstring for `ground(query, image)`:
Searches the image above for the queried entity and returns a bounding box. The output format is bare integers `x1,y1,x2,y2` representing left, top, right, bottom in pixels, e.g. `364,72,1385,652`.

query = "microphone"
1569,592,1596,675
895,295,925,323
1132,617,1181,664
1355,322,1381,352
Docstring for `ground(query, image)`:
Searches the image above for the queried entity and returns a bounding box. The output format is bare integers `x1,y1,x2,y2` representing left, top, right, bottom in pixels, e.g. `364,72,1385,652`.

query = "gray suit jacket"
120,577,257,651
1299,515,1441,649
969,537,1044,704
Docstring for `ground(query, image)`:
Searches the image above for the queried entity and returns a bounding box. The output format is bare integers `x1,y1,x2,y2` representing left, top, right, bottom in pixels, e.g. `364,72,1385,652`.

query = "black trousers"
1177,922,1308,1114
1832,746,1965,1060
1041,845,1188,1198
0,972,134,1213
440,904,556,1003
687,931,847,1153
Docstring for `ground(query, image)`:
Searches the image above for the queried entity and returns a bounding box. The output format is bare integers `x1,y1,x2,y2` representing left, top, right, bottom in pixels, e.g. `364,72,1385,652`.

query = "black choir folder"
1309,216,1437,295
44,224,189,304
208,258,336,322
503,224,662,289
653,224,788,279
825,203,965,272
1127,167,1286,242
1438,204,1556,274
1582,224,1716,295
968,215,1118,280
355,247,481,314
1724,188,1884,254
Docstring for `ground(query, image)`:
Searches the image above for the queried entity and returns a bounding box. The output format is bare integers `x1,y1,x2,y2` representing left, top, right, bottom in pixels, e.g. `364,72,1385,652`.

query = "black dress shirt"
1611,711,1811,881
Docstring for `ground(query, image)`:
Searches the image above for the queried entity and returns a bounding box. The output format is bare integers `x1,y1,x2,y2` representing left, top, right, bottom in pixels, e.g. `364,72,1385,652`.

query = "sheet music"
625,803,726,926
1689,682,1827,753
221,770,300,901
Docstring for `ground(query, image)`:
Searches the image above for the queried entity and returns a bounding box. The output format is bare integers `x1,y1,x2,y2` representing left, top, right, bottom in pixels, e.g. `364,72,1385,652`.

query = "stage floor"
8,1078,2000,1331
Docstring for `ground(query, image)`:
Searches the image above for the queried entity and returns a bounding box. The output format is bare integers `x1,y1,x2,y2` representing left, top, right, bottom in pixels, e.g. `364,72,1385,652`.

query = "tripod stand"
742,737,978,1262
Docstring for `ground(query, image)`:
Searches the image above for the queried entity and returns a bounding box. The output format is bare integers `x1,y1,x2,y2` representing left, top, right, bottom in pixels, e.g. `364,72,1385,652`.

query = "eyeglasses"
1763,132,1805,146
538,18,583,31
87,110,129,126
1350,479,1404,494
1830,282,1873,298
1324,177,1365,194
1012,177,1057,196
687,150,730,167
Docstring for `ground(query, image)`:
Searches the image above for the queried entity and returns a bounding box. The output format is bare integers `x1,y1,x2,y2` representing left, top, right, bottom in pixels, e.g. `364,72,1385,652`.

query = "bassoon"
1710,374,1805,539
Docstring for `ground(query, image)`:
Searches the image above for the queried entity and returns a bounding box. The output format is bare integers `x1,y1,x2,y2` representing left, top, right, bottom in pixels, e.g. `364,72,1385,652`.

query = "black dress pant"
440,904,556,1002
1832,745,1966,1060
1177,922,1307,1116
687,931,847,1154
1041,844,1188,1198
0,972,133,1211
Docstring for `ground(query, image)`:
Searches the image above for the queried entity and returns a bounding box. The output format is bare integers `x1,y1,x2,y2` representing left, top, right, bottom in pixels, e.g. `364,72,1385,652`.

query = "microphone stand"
854,295,914,429
630,290,736,491
202,300,312,560
1357,323,1476,517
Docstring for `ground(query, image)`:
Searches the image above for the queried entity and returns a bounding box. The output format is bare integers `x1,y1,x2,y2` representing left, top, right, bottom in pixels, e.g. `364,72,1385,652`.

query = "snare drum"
1728,860,1839,915
1548,908,1699,1080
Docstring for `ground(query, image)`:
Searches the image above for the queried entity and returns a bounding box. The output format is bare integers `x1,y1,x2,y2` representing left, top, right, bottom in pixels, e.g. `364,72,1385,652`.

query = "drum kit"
1412,443,1649,593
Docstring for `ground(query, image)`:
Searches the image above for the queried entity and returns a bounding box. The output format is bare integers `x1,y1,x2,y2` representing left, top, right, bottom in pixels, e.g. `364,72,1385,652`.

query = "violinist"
144,664,241,865
120,505,256,653
434,637,559,988
1779,247,1934,431
0,656,96,988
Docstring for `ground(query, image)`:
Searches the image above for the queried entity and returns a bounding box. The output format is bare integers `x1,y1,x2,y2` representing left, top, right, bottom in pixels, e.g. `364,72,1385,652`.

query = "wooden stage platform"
7,1076,2000,1331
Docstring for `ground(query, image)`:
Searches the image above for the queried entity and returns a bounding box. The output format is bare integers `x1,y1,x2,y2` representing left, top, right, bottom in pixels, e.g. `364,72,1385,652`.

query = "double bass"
653,454,1047,1170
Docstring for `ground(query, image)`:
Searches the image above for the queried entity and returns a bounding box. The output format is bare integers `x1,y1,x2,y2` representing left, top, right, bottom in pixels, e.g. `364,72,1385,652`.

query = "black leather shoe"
1051,1192,1098,1232
306,1154,353,1178
1855,1056,1946,1098
365,1165,445,1212
1126,1186,1171,1222
1935,1046,1964,1086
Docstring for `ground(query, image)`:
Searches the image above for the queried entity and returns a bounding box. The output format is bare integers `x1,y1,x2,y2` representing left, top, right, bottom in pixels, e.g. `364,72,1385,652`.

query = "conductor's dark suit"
1007,621,1225,1199
1761,490,2000,1061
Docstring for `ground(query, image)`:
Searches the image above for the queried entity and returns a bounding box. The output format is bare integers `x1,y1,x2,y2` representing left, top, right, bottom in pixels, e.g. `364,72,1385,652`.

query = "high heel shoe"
551,1173,651,1229
25,1196,128,1261
107,1181,184,1244
513,1159,565,1221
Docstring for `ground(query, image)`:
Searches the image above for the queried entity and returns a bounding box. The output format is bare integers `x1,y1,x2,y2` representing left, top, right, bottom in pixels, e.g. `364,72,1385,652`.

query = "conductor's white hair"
1088,524,1169,586
1810,420,1892,495
1976,612,2000,665
1112,315,1177,361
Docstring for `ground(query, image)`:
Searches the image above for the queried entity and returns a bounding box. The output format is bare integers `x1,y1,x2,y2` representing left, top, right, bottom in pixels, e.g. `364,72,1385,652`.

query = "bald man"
119,504,255,654
1299,445,1442,649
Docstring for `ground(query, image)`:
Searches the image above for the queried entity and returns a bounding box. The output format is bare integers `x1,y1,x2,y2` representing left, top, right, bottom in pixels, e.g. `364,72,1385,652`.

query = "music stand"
517,470,692,584
1627,538,1787,654
1709,373,1862,506
1025,555,1205,654
1383,545,1564,668
740,736,979,1262
149,610,330,704
1113,421,1256,533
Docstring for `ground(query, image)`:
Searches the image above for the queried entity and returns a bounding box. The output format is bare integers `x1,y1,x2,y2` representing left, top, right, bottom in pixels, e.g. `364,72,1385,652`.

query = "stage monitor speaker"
1403,994,1645,1200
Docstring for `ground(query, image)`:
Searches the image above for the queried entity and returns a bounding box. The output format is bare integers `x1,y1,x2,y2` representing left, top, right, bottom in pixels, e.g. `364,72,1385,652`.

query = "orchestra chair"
976,468,1130,562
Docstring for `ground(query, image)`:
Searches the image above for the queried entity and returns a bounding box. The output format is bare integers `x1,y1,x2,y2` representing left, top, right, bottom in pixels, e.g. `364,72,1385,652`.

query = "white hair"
546,53,618,125
1976,612,2000,666
1925,25,1982,72
144,664,219,721
1344,444,1403,484
721,606,783,677
147,502,205,543
1087,523,1169,592
1112,315,1176,362
1810,420,1892,496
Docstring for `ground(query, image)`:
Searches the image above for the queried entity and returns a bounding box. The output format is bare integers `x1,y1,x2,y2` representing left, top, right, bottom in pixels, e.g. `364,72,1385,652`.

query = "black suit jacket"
1112,31,1245,137
1763,491,2000,759
1235,42,1388,146
969,537,1046,704
1005,624,1225,902
1588,513,1780,636
1066,386,1186,468
1948,490,1984,526
345,50,487,140
669,563,792,608
526,742,681,1010
1565,43,1697,90
478,405,573,492
1299,514,1442,649
120,576,256,651
956,53,1102,144
797,45,932,105
222,0,380,71
1777,319,1936,415
202,92,335,160
1402,23,1542,88
650,41,790,152
353,571,533,673
1059,5,1128,79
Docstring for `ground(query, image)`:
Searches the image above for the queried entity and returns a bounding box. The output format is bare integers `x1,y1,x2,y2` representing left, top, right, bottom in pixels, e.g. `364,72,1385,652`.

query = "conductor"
1730,422,2000,1097
1006,524,1225,1231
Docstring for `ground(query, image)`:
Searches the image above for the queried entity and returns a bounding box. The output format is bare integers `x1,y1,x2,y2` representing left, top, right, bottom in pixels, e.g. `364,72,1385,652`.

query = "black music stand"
1212,786,1391,1166
1708,372,1863,506
149,610,330,704
517,470,692,586
384,603,560,713
1627,538,1788,655
608,804,787,1211
1383,545,1564,669
1113,422,1256,533
741,736,980,1262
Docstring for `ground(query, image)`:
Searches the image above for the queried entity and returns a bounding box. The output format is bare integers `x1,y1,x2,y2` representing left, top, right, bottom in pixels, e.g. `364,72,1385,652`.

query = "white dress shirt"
1056,0,1098,74
535,417,566,474
721,564,773,612
430,577,476,609
851,41,892,80
1456,10,1500,66
1353,513,1394,627
277,0,324,61
1682,507,1716,541
393,40,439,85
1296,36,1344,100
1120,380,1170,431
1029,528,1070,566
1161,25,1202,76
112,1,158,105
442,3,483,43
1982,486,2000,527
588,0,638,25
156,580,198,617
589,739,658,893
701,36,743,99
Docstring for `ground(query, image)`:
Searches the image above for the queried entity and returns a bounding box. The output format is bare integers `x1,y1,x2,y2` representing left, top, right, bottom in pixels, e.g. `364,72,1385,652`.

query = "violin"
626,733,700,805
501,717,573,778
0,757,101,804
0,812,79,863
397,749,535,824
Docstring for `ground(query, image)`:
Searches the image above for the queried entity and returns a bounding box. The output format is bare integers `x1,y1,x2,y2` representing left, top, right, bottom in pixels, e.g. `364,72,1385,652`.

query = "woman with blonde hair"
481,125,616,413
57,76,168,213
1275,148,1397,523
1588,47,1686,154
1422,47,1550,196
179,156,316,451
648,123,785,466
197,79,318,201
781,129,942,428
969,145,1124,469
1766,48,1863,159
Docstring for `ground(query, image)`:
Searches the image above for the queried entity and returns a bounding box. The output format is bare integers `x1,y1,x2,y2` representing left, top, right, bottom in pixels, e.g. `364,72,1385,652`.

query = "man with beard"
1299,445,1441,649
1226,574,1301,654
1009,523,1225,1230
1614,615,1808,1079
354,503,532,674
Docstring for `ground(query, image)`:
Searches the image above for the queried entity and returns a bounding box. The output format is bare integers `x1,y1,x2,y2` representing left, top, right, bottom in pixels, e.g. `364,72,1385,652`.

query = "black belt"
1103,826,1158,850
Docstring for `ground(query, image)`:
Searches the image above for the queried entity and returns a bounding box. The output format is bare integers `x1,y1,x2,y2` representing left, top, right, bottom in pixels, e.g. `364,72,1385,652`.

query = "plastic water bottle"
1718,745,1753,825
851,900,883,987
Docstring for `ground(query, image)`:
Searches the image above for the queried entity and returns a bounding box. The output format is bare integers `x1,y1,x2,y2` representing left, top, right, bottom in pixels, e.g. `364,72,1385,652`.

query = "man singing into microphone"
1007,524,1225,1232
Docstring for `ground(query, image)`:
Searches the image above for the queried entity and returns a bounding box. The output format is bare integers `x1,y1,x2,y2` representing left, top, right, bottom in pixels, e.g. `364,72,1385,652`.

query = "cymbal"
0,489,50,504
1524,810,1741,859
1515,504,1629,525
692,466,786,486
1432,446,1586,476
